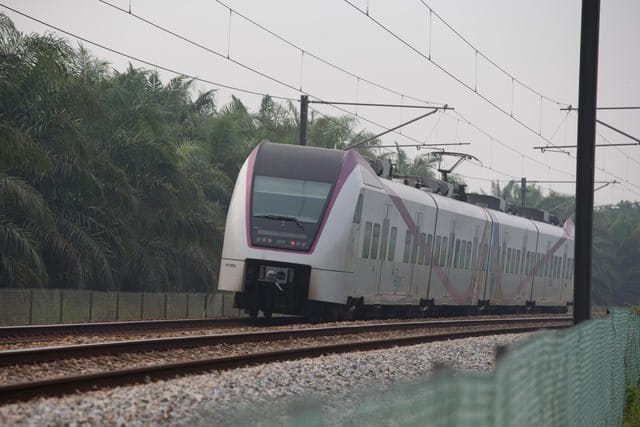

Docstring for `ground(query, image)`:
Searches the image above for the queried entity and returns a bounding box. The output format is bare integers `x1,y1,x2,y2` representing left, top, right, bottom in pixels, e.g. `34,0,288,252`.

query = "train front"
218,141,352,318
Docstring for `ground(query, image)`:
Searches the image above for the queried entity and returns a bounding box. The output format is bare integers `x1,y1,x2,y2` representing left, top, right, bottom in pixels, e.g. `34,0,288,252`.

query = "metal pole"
574,0,600,325
348,109,437,149
520,177,527,208
299,95,308,145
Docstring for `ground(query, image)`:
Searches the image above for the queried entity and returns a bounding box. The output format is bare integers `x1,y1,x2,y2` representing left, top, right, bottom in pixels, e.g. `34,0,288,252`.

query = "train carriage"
218,141,574,321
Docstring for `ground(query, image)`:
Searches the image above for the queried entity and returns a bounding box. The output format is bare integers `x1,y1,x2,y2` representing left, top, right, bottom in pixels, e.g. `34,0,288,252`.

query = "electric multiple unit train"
218,141,575,321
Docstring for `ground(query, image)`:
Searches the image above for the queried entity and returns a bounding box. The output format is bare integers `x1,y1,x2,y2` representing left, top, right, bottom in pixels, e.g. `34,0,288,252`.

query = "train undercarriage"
233,259,568,323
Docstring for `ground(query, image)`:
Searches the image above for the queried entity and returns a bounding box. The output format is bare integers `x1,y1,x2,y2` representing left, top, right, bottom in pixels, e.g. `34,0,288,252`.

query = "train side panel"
530,221,574,306
426,196,490,306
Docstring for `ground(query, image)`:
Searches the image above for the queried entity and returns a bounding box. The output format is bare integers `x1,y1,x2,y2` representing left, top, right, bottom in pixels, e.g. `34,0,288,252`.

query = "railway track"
0,316,571,403
0,317,301,345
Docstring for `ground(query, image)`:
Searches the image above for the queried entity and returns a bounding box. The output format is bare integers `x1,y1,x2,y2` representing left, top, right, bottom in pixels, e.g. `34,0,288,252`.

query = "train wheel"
262,309,272,319
249,307,259,320
338,305,354,321
306,301,323,324
323,303,339,323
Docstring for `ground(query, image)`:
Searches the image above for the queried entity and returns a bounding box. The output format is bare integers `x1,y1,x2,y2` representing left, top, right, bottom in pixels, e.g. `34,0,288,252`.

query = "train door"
409,209,430,299
351,189,387,302
376,205,393,294
378,206,412,298
481,219,503,303
474,213,494,300
426,212,453,303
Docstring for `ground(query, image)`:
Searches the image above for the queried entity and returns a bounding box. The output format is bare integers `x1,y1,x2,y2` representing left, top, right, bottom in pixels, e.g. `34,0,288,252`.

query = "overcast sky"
3,0,639,206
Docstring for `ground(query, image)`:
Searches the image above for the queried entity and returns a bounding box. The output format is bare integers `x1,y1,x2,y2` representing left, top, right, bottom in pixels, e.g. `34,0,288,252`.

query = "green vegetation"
1,15,638,305
624,382,640,427
0,15,382,292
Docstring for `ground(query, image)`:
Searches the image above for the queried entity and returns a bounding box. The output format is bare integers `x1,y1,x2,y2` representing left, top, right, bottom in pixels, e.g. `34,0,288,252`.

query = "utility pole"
520,177,527,208
299,95,308,146
574,0,600,324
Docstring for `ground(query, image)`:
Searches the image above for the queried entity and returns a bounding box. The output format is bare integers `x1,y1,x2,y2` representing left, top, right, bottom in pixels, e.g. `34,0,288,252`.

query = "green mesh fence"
222,309,639,427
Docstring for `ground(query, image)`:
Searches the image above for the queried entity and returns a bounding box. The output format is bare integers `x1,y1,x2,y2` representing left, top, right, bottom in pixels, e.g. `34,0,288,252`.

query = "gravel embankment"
0,314,559,350
0,333,529,426
0,324,548,385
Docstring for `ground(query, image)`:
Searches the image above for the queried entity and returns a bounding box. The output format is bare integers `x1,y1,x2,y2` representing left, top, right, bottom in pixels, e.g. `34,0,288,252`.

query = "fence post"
163,293,168,320
28,289,34,325
59,289,64,324
204,293,208,319
115,291,120,321
89,291,93,322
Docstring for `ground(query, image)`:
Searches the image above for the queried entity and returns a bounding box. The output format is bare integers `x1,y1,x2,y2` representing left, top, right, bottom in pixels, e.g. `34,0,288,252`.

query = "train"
218,141,575,321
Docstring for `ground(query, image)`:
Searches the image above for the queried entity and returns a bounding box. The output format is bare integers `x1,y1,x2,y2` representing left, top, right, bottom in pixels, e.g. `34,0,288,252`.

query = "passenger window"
411,227,420,264
571,258,574,280
371,223,381,260
440,237,448,266
403,230,412,263
434,236,442,266
544,254,550,277
362,222,372,258
506,248,512,274
379,220,390,261
516,250,521,275
481,243,488,272
472,238,478,268
536,253,542,274
454,239,461,269
388,226,397,261
417,233,426,265
446,236,454,267
426,234,433,265
353,194,363,224
465,241,472,270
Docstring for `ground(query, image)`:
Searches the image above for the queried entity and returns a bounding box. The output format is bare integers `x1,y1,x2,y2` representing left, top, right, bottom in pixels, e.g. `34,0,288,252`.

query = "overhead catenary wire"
0,3,297,101
5,1,442,149
4,2,637,201
417,0,570,106
448,110,575,179
342,0,573,147
95,0,640,198
564,111,640,189
213,0,447,108
95,0,451,148
455,109,640,197
340,0,640,200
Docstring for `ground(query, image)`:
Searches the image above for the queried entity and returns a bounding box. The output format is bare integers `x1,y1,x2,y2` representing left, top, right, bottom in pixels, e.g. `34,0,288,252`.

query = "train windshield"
252,176,332,224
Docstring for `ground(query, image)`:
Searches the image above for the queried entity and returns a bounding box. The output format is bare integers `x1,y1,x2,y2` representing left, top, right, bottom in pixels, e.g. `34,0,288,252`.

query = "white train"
218,141,574,321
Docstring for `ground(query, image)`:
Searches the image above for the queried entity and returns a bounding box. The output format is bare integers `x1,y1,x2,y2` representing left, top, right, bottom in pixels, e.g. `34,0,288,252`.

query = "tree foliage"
0,15,382,292
3,16,635,305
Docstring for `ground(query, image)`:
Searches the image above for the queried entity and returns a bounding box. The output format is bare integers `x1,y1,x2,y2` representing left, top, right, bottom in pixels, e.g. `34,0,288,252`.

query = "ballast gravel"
0,332,529,426
0,314,553,351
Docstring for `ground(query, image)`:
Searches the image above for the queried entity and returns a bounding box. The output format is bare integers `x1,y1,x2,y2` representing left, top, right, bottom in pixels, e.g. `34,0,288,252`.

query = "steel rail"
0,321,570,404
0,317,301,344
0,316,569,366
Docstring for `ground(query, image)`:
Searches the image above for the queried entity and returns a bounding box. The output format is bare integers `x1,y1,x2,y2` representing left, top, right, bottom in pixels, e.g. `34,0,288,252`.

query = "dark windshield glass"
252,176,332,224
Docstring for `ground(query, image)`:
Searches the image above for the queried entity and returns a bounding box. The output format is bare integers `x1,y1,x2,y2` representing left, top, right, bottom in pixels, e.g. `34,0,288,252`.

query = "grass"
624,382,640,427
